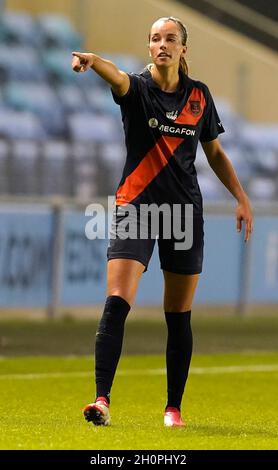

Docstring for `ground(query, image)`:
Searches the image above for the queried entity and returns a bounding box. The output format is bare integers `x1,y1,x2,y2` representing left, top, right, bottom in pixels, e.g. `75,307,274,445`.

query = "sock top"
96,396,109,407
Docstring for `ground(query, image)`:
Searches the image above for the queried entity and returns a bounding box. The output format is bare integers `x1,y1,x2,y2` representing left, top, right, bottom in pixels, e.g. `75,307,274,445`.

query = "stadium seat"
71,141,98,200
248,177,277,200
258,149,278,174
10,140,40,194
0,8,276,201
0,11,40,46
195,145,211,174
0,110,46,140
0,139,10,194
98,142,126,195
56,84,88,113
0,45,46,82
0,138,9,157
100,142,125,183
42,49,102,86
84,86,121,117
223,145,252,181
100,53,144,74
197,174,228,201
4,82,66,137
40,140,72,195
42,49,78,84
214,98,242,145
68,112,121,143
240,123,278,149
37,14,83,49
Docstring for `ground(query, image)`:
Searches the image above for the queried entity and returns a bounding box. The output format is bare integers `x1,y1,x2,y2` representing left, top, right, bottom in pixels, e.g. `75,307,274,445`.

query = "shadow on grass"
188,423,278,439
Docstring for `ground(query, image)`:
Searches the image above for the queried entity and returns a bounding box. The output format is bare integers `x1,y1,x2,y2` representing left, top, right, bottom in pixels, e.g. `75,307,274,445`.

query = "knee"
98,295,131,333
107,289,134,307
164,302,192,312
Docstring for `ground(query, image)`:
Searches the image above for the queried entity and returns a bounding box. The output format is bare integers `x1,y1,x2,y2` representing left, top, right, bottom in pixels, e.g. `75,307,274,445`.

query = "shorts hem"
161,266,202,275
107,254,148,271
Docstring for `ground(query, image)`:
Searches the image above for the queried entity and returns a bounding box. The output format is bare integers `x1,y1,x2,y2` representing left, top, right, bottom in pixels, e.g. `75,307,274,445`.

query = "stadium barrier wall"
0,203,278,314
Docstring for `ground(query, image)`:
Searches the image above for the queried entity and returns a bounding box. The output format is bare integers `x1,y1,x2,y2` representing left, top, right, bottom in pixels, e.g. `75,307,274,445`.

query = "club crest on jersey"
166,110,178,120
189,100,201,116
148,118,159,128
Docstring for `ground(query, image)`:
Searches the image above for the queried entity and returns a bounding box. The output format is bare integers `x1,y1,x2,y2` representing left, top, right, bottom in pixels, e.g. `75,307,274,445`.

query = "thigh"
107,207,156,273
158,216,204,275
107,258,145,307
163,271,200,312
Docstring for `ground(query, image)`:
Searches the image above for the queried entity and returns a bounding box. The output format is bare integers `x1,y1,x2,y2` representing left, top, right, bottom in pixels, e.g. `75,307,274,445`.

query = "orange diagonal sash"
115,87,206,206
175,87,206,125
116,134,183,205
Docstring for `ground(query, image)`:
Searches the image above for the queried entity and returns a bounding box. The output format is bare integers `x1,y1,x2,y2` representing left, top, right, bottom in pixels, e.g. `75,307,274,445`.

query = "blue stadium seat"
42,49,102,85
3,82,66,137
100,53,145,74
84,86,121,117
197,174,229,201
214,98,242,145
0,11,40,46
0,110,46,140
0,9,276,201
56,84,88,113
195,145,211,175
37,14,83,49
223,145,252,181
0,45,46,82
240,123,278,149
248,177,277,201
68,112,121,143
258,149,278,173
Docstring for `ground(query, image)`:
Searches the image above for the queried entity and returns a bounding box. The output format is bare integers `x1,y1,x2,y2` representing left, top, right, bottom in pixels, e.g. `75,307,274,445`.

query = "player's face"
149,20,186,69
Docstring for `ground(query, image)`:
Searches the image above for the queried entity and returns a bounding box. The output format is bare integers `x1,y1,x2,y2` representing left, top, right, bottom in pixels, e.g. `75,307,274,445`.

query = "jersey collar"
140,67,189,93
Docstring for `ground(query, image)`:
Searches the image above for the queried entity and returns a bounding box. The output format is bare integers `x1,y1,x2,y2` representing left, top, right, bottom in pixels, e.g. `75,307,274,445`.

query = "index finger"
72,51,86,58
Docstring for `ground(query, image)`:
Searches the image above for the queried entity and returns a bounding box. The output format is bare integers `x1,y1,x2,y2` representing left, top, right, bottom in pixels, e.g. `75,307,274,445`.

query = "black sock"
164,311,192,410
95,295,130,403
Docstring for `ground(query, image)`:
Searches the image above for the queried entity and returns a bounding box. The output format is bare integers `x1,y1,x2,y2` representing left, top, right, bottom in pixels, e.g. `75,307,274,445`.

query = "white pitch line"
0,364,278,380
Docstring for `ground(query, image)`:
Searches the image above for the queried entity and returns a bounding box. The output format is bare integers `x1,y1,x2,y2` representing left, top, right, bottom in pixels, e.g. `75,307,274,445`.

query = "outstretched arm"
72,51,130,97
201,138,253,242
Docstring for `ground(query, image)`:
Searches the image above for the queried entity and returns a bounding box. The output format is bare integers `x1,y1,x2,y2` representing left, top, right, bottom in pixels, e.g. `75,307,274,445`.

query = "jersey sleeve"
199,85,225,142
111,73,140,105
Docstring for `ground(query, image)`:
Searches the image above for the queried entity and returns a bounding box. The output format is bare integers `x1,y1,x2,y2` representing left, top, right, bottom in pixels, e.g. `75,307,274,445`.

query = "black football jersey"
112,68,225,215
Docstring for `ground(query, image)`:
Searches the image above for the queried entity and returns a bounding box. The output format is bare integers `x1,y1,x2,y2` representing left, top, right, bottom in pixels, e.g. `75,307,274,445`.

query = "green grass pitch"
1,353,278,450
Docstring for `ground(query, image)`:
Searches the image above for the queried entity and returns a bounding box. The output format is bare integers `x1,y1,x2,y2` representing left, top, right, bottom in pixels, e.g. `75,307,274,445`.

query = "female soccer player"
72,16,253,427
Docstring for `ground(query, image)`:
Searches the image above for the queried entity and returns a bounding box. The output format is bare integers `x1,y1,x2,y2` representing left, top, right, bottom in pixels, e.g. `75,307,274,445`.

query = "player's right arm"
72,51,130,97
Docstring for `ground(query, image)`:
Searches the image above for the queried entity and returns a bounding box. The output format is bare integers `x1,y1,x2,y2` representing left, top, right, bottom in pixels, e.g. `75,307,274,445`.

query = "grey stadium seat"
68,112,120,143
40,140,72,196
10,140,40,194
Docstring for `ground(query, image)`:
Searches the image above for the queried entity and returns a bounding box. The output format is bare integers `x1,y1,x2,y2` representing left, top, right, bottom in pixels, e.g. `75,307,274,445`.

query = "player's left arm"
201,138,254,242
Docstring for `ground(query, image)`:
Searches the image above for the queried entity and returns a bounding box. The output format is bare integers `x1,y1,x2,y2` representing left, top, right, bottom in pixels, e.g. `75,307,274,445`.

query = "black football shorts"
107,207,204,275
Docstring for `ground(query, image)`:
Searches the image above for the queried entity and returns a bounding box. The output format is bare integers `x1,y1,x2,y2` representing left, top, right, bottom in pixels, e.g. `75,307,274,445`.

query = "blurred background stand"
0,0,277,318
